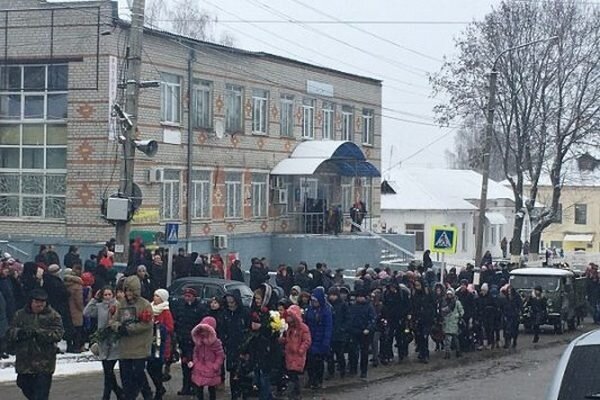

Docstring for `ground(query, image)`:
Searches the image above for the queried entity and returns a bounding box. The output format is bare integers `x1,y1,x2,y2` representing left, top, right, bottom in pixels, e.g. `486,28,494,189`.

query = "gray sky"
71,0,504,174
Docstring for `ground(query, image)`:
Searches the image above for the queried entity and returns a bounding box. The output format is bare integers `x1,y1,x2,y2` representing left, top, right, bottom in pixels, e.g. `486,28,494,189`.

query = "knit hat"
480,283,489,293
446,288,455,296
48,264,61,274
154,288,169,303
183,287,198,297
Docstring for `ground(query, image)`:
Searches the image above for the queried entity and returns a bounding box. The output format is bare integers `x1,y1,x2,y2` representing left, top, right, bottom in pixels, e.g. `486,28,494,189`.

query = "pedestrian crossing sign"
165,222,179,244
431,226,458,254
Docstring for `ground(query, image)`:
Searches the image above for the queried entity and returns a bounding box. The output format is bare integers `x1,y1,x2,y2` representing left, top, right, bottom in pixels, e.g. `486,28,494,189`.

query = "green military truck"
509,267,588,333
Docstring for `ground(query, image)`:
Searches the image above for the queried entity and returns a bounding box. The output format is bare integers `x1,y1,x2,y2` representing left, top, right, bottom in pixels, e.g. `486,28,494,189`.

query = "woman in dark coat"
275,265,294,296
502,286,522,348
230,260,245,283
19,262,42,297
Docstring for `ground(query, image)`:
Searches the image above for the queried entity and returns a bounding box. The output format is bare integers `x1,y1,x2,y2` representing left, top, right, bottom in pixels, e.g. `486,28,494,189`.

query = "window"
302,98,315,139
192,79,212,129
461,223,467,251
0,64,67,219
160,73,181,124
225,84,243,133
490,225,496,245
322,102,334,140
251,89,268,134
362,108,374,145
556,203,563,223
300,177,318,199
251,173,268,218
191,170,211,219
341,177,353,212
160,170,180,220
574,203,587,225
341,105,353,141
360,177,371,214
280,94,294,137
405,223,425,251
225,172,242,218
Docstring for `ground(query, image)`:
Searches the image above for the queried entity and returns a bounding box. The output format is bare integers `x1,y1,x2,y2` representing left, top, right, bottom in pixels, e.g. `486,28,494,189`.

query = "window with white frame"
341,105,353,141
160,73,181,124
192,79,212,129
251,173,268,218
225,172,242,218
225,84,243,133
0,64,68,219
160,170,180,220
362,108,374,145
322,102,334,140
302,98,315,139
360,177,371,212
252,89,268,134
406,223,425,251
191,170,211,219
341,176,353,212
490,225,497,245
280,94,294,137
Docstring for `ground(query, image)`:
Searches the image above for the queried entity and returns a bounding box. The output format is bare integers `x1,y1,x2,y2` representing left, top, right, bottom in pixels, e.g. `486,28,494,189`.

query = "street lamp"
474,36,559,266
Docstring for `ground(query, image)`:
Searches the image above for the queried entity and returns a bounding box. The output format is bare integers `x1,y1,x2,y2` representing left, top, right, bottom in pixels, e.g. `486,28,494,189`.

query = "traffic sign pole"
167,245,173,287
164,222,179,288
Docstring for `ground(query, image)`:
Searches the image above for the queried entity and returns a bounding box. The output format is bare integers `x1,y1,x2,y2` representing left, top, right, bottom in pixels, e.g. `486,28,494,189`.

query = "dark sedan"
168,277,254,307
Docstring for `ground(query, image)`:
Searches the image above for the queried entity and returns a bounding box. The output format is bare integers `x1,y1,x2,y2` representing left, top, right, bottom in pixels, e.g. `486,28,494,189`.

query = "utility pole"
115,0,146,263
474,36,558,266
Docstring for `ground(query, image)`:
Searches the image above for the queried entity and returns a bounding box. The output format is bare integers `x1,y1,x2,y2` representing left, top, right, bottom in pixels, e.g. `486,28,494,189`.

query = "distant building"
380,168,517,261
534,152,600,253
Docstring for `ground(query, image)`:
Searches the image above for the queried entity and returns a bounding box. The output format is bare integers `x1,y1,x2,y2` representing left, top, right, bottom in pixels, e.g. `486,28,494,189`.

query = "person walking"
280,305,311,400
8,288,64,400
347,289,376,379
64,266,88,353
441,288,464,359
222,290,251,400
501,286,522,349
189,316,225,400
412,280,435,363
147,288,174,400
326,287,348,379
172,288,207,396
110,276,154,400
305,286,333,389
528,285,547,343
84,286,123,400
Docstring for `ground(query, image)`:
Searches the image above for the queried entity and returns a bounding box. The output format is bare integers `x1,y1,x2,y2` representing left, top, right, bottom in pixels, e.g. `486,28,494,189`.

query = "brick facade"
0,0,382,243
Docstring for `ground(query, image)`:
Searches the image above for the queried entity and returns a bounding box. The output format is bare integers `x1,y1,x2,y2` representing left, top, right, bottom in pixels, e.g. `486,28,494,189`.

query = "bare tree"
431,0,600,258
144,0,236,45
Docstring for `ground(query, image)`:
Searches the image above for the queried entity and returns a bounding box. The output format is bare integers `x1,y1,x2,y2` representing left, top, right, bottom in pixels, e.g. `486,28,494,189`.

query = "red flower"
261,307,269,314
109,305,117,315
251,312,259,322
138,309,153,323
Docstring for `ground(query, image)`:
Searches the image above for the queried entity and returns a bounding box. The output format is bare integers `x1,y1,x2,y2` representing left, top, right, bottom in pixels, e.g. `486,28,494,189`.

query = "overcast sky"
63,0,505,175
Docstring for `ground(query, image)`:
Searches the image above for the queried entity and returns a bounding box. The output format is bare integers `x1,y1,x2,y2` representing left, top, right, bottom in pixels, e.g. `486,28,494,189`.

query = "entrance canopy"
271,140,380,177
564,233,594,242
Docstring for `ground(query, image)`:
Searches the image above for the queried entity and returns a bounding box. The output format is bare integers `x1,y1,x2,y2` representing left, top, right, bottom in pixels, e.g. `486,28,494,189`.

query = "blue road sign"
165,222,179,244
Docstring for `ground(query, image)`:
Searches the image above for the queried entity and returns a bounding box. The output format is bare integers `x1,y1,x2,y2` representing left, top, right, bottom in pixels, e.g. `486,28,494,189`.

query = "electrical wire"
151,19,472,25
287,0,444,63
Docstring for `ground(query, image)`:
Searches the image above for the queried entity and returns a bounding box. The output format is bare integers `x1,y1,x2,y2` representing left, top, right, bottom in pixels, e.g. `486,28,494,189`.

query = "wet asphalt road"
0,329,581,400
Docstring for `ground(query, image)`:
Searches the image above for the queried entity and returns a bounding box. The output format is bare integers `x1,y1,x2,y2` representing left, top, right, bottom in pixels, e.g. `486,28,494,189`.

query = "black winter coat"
382,288,411,327
42,274,72,332
249,264,269,291
222,293,250,371
0,276,16,322
456,289,476,320
63,252,82,269
293,272,312,291
477,293,500,327
412,290,436,327
330,298,349,342
347,301,376,336
230,265,245,283
172,298,207,356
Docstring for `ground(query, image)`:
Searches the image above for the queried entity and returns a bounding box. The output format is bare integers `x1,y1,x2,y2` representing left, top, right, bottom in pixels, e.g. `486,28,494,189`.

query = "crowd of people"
0,242,557,400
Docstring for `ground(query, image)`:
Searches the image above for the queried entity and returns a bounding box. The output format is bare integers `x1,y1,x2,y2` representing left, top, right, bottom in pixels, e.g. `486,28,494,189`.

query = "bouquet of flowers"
269,310,288,336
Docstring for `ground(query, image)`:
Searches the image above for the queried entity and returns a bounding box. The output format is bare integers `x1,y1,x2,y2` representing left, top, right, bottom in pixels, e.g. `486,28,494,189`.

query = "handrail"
5,243,30,258
350,221,415,259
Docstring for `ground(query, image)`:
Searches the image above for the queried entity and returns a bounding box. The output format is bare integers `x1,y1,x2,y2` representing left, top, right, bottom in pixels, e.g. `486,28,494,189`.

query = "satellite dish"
215,119,225,139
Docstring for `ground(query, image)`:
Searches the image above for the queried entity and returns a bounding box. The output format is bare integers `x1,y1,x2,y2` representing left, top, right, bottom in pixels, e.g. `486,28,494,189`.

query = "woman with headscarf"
441,288,463,359
147,288,174,400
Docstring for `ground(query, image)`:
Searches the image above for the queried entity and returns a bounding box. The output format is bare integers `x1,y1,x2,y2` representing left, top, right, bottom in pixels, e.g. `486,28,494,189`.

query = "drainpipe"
186,49,195,252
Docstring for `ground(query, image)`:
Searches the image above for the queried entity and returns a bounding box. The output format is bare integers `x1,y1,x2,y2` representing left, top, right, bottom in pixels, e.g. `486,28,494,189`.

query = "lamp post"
474,36,558,266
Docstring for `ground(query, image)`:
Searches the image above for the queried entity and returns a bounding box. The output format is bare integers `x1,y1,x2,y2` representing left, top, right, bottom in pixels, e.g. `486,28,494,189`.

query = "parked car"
168,277,254,307
510,267,587,333
546,329,600,400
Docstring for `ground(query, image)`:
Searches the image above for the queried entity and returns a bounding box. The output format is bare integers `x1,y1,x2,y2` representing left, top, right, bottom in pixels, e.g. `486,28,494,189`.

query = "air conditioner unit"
274,188,288,205
213,234,228,249
147,167,164,183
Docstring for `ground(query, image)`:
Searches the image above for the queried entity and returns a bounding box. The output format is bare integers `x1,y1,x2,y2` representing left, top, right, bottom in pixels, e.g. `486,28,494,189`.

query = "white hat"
154,288,169,303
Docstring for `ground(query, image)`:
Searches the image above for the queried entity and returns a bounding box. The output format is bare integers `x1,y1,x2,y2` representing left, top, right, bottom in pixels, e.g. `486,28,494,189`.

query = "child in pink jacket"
280,305,312,400
189,316,225,400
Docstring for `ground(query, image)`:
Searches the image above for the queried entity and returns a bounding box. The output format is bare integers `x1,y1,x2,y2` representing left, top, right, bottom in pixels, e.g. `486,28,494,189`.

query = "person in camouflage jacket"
8,288,64,400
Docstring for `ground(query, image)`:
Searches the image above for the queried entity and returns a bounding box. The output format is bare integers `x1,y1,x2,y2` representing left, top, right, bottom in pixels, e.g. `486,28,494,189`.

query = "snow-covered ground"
0,341,106,383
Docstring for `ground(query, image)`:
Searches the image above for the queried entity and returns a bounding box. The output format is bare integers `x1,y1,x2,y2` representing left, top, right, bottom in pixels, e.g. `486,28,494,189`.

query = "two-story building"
0,0,384,267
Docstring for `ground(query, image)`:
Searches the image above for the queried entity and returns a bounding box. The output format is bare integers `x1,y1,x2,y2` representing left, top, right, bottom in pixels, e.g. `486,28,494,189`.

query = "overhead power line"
287,0,444,63
151,19,472,25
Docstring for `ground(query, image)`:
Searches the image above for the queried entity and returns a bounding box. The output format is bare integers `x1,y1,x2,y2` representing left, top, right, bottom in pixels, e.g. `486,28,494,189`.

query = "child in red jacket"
280,305,311,400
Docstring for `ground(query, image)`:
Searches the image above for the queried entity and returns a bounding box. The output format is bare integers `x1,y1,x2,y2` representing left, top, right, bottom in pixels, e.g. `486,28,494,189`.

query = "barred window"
191,170,211,219
225,172,242,218
251,173,268,218
161,170,180,220
0,64,67,219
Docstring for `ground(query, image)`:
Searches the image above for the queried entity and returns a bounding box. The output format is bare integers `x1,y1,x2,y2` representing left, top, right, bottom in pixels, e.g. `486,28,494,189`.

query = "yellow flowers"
269,310,288,335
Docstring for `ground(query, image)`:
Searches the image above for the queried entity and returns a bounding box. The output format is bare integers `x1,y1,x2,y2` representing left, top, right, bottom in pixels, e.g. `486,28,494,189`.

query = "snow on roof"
510,267,574,277
381,168,514,211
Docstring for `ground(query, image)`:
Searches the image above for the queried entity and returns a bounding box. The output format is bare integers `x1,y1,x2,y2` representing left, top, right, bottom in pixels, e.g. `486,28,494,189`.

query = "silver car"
547,329,600,399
